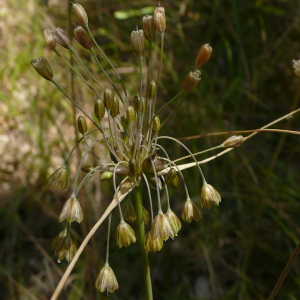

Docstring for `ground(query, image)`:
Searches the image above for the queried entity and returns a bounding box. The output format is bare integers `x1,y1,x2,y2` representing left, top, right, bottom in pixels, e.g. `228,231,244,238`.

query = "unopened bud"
43,29,56,50
129,159,138,177
121,116,129,129
127,106,136,122
222,135,244,148
165,168,177,184
31,56,53,81
142,15,156,41
131,29,145,57
152,115,160,131
195,43,212,67
81,165,94,173
74,26,93,49
116,164,129,178
110,97,119,118
181,70,201,92
148,80,156,98
72,3,88,26
153,6,166,33
100,171,113,181
104,89,114,109
169,175,179,189
94,99,105,120
77,116,87,134
52,28,72,49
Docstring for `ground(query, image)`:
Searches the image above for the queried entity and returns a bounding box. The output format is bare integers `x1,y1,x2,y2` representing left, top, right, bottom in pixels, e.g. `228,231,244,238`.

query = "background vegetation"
1,0,300,299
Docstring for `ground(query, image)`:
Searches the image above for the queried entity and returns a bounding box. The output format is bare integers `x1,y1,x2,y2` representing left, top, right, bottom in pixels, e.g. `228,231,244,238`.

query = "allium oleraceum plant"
31,3,300,300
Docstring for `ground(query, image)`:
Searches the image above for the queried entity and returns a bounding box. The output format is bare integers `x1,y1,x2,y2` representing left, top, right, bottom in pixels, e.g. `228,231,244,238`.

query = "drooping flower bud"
52,28,72,49
104,89,114,109
127,106,137,122
166,210,182,234
292,59,300,77
131,29,145,57
222,135,244,148
77,116,87,134
153,6,166,33
182,199,202,223
74,26,93,49
121,200,136,223
95,265,119,293
142,15,156,41
48,165,68,190
148,80,156,98
195,43,212,67
100,171,113,181
94,99,105,120
72,3,88,26
145,231,163,252
200,184,221,208
31,56,53,81
181,70,201,92
150,213,175,241
59,196,83,223
169,175,179,189
110,97,119,117
43,29,56,50
115,221,136,248
152,115,161,131
165,168,177,184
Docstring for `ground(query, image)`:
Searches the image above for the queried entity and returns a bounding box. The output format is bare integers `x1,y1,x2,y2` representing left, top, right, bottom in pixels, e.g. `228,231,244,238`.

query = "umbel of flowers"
32,3,243,298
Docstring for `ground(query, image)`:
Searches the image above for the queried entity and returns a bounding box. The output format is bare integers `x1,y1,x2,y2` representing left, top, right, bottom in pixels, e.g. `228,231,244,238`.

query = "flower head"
145,231,163,253
200,184,221,208
48,165,68,190
115,221,136,248
59,196,83,223
166,210,182,235
182,199,202,223
150,213,175,241
95,265,119,293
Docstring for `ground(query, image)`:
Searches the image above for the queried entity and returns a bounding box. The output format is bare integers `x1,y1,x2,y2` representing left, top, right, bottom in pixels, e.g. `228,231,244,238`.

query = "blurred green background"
1,0,300,299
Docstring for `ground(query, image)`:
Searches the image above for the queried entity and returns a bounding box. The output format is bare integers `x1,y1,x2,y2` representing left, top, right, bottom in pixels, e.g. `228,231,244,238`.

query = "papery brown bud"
94,99,105,120
292,59,300,77
182,199,202,223
115,164,129,178
59,196,83,223
152,115,161,131
43,29,56,50
74,26,93,49
127,106,137,122
52,28,72,49
31,56,53,81
115,221,136,248
129,159,138,177
150,213,175,241
148,80,156,98
165,168,177,184
121,116,129,129
131,29,145,57
153,6,166,33
81,164,94,173
142,15,156,41
222,135,244,148
181,70,201,92
200,184,221,208
110,97,119,117
72,3,88,26
77,116,87,134
104,89,114,109
166,210,182,234
100,171,113,181
145,231,163,252
95,264,119,293
48,165,68,190
195,43,212,67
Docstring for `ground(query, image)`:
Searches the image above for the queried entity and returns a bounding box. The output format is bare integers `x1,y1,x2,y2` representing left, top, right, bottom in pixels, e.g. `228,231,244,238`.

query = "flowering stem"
134,184,153,300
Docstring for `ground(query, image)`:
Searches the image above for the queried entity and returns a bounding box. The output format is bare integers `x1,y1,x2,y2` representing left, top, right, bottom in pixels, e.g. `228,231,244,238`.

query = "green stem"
134,185,153,300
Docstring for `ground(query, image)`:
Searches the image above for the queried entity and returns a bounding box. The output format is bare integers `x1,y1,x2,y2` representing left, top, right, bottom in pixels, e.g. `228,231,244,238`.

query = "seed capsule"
153,6,166,33
43,29,56,50
181,70,201,92
77,116,87,134
52,28,72,49
148,80,156,98
31,56,53,81
127,106,137,122
110,97,120,117
72,3,88,26
165,168,177,184
94,99,105,120
131,29,145,57
100,171,113,181
195,43,212,67
104,89,114,109
74,26,93,49
142,15,156,41
152,115,160,131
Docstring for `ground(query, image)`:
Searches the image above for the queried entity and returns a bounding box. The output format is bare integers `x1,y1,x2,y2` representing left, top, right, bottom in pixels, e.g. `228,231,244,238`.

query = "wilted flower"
115,221,136,248
182,199,202,223
59,196,83,223
48,165,68,190
150,213,175,241
181,70,201,92
200,184,221,208
95,264,119,293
